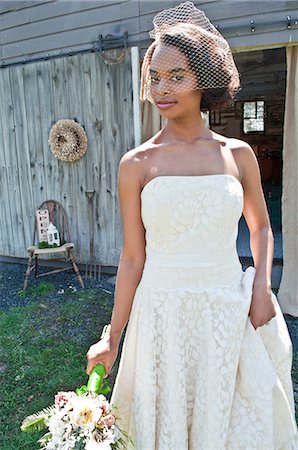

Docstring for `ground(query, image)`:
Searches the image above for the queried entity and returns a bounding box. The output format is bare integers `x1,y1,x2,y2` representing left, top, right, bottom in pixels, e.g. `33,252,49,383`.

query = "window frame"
242,100,266,135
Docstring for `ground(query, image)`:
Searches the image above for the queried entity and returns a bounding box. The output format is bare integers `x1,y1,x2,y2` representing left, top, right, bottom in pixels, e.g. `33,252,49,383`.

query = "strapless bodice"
141,174,243,268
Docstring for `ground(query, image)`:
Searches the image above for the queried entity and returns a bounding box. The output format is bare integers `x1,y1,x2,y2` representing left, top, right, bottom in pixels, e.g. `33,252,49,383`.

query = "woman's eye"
150,76,160,84
171,74,184,81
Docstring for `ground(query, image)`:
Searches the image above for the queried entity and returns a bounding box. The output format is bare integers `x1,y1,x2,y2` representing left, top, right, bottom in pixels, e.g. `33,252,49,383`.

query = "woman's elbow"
119,248,146,272
251,223,274,241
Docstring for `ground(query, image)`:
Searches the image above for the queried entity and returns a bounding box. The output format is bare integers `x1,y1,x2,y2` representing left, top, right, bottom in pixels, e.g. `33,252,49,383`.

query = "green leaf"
20,406,54,432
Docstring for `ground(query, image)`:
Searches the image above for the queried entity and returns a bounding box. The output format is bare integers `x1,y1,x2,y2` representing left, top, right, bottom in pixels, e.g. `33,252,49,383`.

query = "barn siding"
0,1,297,66
0,50,135,264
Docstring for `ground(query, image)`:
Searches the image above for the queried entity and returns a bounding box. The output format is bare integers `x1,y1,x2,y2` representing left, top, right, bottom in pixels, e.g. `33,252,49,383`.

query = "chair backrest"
33,200,71,245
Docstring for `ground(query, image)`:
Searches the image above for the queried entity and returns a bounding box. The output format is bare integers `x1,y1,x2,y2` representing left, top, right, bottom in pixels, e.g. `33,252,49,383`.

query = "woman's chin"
158,109,191,121
155,105,182,119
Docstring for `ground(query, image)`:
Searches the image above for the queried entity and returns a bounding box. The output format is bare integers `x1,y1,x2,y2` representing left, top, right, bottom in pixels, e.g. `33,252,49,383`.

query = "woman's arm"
86,151,146,375
109,153,146,350
236,142,276,327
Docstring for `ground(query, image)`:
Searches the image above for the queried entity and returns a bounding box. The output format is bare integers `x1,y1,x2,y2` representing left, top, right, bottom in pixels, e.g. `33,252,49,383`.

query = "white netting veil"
140,1,240,106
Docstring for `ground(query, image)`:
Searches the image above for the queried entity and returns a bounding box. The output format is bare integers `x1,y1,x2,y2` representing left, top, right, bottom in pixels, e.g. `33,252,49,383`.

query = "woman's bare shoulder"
211,132,256,180
211,132,254,158
211,132,252,151
121,142,156,164
226,137,257,167
227,137,252,151
224,137,260,182
119,142,157,188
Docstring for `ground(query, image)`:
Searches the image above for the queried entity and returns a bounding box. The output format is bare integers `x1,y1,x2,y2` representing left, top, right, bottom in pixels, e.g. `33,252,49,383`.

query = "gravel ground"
0,261,297,352
0,261,115,310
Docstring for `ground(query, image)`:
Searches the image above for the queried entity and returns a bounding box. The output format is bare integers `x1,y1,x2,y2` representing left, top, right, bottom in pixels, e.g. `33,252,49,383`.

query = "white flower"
85,439,112,450
109,425,121,443
71,397,103,430
47,409,66,445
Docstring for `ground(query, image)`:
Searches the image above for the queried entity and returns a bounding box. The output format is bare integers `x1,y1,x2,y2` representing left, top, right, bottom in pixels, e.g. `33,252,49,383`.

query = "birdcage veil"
140,1,240,104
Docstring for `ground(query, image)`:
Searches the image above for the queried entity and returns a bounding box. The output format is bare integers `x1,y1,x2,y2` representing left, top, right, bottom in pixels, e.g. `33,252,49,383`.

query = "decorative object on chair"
47,222,60,246
24,200,84,290
48,119,88,163
36,209,50,243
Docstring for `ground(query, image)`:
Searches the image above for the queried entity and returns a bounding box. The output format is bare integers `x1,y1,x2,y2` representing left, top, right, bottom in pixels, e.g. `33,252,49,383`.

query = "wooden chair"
23,200,84,289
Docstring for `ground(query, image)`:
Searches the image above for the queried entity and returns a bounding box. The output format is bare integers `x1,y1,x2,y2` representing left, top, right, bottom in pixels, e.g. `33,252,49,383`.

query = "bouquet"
21,326,133,449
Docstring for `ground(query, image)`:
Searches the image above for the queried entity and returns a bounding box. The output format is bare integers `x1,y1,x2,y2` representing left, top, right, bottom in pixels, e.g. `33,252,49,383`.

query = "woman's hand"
248,284,276,329
86,339,118,377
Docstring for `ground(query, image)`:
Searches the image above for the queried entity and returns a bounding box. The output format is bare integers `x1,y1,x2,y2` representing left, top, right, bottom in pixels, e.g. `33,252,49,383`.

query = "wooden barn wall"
0,1,297,66
0,50,135,265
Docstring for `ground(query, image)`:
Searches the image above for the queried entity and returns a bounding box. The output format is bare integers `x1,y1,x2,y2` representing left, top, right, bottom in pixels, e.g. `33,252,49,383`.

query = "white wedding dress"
110,174,297,450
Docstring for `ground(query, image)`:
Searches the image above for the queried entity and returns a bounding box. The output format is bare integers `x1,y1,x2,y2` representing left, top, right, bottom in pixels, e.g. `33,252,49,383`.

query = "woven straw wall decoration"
48,119,88,163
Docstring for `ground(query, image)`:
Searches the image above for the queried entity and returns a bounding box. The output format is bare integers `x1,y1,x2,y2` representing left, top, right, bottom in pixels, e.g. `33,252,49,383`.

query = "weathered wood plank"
139,0,292,20
0,88,14,255
0,1,129,29
80,53,101,262
139,6,298,35
95,51,121,263
22,62,46,245
229,28,298,51
2,2,139,42
0,1,52,15
0,67,27,254
35,60,56,207
2,18,139,59
9,65,35,253
0,68,20,256
193,0,296,21
63,54,89,262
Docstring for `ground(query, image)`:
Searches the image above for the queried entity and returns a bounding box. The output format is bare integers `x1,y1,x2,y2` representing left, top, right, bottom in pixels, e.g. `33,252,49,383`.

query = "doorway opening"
210,47,286,262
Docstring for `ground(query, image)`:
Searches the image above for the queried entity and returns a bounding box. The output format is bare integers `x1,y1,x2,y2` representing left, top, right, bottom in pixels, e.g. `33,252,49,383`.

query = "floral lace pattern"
110,175,297,450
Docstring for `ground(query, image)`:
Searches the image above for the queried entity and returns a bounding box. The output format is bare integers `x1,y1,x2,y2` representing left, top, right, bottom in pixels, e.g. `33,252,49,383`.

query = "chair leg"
68,251,85,288
35,255,38,278
24,251,34,290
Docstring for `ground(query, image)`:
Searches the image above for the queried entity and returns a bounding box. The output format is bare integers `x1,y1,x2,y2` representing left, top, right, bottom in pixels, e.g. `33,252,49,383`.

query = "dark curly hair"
140,26,240,112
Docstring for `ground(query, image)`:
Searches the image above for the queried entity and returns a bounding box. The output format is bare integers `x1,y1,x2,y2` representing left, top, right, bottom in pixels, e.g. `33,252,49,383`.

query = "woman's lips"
156,101,177,109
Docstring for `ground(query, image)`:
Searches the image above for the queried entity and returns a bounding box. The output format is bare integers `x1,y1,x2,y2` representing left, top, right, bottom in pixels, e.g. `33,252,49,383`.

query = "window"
243,101,265,134
201,111,210,128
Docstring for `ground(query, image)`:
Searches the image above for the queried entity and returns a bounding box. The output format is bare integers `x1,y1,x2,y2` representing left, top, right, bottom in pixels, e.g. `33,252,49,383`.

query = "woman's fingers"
85,341,116,377
249,309,276,329
86,358,109,376
86,359,96,375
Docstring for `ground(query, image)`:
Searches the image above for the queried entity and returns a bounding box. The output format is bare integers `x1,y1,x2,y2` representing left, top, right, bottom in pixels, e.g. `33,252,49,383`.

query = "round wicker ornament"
48,119,88,163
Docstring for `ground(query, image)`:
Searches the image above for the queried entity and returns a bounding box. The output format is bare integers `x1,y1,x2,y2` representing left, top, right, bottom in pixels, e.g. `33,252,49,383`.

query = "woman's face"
149,43,202,119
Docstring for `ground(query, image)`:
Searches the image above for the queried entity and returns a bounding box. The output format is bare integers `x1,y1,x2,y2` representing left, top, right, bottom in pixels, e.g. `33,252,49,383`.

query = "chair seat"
28,242,74,254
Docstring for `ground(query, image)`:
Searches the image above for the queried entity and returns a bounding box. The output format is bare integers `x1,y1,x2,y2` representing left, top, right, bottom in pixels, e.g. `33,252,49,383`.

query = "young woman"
87,3,297,449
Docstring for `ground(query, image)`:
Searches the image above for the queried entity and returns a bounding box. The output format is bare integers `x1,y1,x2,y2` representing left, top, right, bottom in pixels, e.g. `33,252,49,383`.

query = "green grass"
18,282,56,299
0,290,118,449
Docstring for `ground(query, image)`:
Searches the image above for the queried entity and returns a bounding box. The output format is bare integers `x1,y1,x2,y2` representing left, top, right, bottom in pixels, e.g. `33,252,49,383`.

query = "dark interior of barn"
209,48,285,261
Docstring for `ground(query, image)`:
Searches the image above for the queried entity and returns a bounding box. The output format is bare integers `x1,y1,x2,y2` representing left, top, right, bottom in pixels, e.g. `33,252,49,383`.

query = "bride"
86,2,297,449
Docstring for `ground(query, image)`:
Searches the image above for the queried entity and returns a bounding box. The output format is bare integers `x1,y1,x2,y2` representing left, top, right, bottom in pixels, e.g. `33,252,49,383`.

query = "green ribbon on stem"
76,363,111,396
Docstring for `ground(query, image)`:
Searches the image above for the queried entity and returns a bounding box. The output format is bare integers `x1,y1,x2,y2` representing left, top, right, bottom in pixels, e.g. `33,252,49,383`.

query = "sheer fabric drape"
278,46,298,317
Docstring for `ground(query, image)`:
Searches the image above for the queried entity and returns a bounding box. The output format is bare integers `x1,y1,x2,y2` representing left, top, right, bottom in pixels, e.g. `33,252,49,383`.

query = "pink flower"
103,414,115,427
54,391,76,409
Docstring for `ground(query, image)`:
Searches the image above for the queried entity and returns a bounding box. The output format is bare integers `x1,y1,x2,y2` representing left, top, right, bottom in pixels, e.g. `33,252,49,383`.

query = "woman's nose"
156,78,171,96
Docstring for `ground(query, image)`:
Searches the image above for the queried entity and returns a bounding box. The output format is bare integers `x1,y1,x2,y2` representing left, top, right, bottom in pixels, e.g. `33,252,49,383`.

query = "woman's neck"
162,113,212,144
